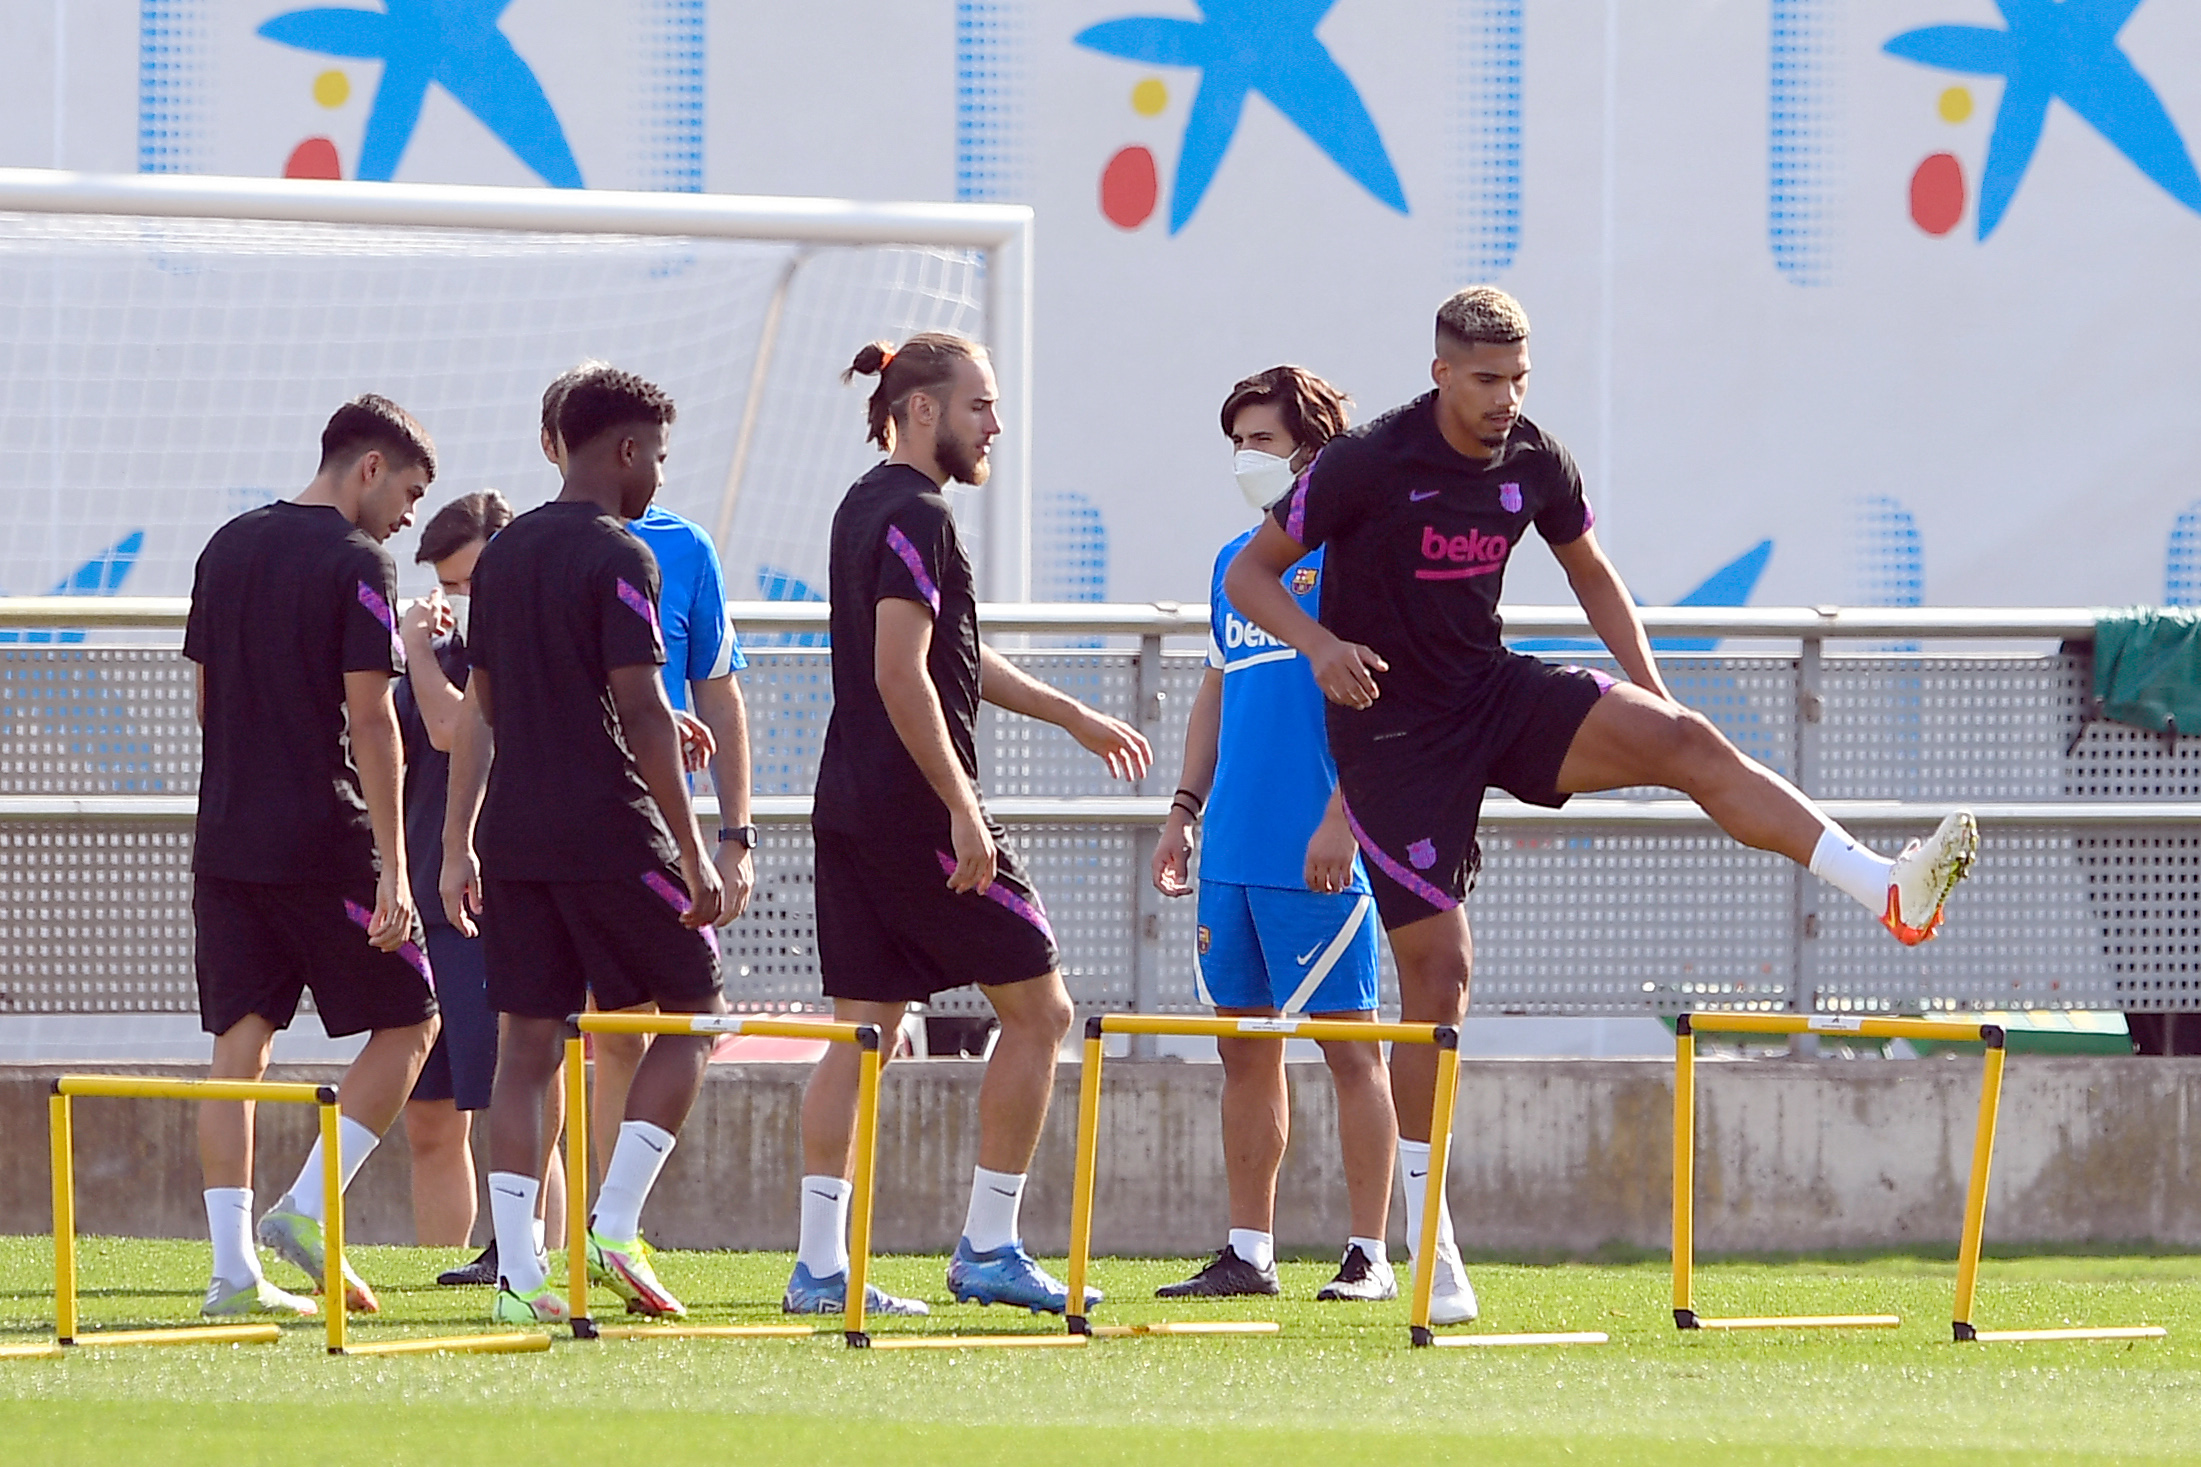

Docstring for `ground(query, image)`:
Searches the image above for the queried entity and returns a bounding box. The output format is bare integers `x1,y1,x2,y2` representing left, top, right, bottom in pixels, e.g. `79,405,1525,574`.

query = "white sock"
488,1173,546,1294
962,1166,1026,1252
1810,827,1896,914
797,1176,853,1279
287,1115,380,1224
531,1215,546,1259
1349,1235,1388,1267
1227,1228,1275,1271
593,1120,677,1244
204,1187,260,1285
1398,1138,1460,1288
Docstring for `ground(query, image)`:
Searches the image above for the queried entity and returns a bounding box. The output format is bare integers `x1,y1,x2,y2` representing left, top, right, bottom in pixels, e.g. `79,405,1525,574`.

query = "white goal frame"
0,167,1037,600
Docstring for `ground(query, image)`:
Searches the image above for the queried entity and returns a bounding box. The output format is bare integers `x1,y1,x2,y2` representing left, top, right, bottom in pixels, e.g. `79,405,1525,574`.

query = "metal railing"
0,599,2193,1018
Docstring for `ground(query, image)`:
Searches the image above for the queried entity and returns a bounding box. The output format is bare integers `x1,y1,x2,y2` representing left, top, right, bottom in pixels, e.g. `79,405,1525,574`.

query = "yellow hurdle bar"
563,1015,885,1346
72,1325,281,1348
1088,1322,1281,1338
50,1076,339,1350
1669,1015,1991,1332
599,1325,816,1341
321,1096,345,1354
1693,1316,1901,1331
1951,1040,2005,1342
0,1342,65,1360
565,1035,594,1341
1423,1331,1611,1348
340,1333,552,1357
1970,1327,2170,1343
1064,1014,1465,1348
861,1333,1089,1351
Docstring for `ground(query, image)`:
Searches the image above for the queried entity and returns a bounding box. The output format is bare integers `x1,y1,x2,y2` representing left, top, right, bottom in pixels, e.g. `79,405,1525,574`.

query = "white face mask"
1233,449,1297,513
444,592,470,642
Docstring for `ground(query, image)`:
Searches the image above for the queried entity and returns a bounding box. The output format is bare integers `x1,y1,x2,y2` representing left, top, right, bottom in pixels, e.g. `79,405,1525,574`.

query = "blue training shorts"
1195,880,1380,1014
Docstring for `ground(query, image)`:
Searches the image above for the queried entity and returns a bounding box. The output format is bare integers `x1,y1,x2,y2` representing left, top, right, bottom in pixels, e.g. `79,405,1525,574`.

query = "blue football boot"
781,1260,930,1317
946,1239,1101,1315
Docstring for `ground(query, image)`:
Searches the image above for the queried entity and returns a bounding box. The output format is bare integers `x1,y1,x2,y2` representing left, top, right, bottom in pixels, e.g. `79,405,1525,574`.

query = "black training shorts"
813,822,1059,1004
1336,652,1611,931
409,924,496,1111
193,875,438,1039
481,866,722,1020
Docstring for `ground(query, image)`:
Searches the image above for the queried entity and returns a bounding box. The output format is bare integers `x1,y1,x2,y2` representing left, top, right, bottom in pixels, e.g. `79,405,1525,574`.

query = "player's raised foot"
256,1199,378,1313
1315,1244,1397,1303
587,1228,685,1318
1155,1246,1279,1299
491,1278,570,1326
201,1274,317,1318
1418,1246,1479,1326
947,1239,1101,1315
1881,811,1979,946
781,1260,931,1317
437,1241,499,1288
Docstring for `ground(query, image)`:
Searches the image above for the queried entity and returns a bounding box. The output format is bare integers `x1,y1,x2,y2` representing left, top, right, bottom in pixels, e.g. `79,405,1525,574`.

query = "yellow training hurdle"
1065,1014,1605,1350
1672,1013,2166,1344
45,1075,547,1358
563,1013,865,1346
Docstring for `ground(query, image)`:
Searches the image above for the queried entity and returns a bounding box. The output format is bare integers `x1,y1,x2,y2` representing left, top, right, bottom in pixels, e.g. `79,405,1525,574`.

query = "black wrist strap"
1173,787,1205,814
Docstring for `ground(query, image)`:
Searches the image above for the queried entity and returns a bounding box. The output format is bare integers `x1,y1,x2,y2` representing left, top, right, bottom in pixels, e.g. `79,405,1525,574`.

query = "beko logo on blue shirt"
1223,613,1289,652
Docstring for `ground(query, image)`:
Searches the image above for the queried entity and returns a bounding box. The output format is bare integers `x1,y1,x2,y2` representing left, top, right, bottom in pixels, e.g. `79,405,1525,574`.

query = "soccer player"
1225,288,1979,1325
392,491,565,1286
186,395,441,1317
536,366,757,1186
1151,366,1398,1303
442,366,731,1325
783,332,1153,1318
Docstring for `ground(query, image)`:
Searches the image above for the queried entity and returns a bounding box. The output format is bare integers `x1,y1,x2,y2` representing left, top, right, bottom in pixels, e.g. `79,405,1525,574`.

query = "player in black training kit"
1226,288,1979,1326
782,333,1151,1320
185,395,441,1320
441,367,730,1326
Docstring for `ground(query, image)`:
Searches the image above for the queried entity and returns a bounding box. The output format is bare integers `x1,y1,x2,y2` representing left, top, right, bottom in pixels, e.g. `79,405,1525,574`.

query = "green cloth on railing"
2094,606,2201,736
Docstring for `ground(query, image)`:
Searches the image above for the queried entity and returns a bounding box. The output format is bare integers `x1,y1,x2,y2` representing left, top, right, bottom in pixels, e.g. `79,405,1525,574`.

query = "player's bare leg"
1557,682,1976,943
1314,1018,1398,1302
1386,910,1477,1323
1214,1008,1291,1235
787,999,928,1316
589,1002,654,1185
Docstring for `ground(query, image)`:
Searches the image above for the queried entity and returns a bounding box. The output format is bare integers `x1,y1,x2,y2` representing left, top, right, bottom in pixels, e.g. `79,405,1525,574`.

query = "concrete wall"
3,1057,2198,1254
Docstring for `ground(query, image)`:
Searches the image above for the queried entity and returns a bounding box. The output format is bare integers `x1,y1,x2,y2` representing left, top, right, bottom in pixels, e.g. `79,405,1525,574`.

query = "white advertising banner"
1,0,2194,610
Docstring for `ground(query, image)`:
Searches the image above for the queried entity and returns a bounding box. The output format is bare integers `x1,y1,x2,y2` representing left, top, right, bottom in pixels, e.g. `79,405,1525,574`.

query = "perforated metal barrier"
0,605,2194,1017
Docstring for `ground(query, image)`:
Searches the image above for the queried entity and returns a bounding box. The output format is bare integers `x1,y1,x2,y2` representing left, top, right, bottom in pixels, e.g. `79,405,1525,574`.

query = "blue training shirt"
1200,528,1368,893
628,506,746,711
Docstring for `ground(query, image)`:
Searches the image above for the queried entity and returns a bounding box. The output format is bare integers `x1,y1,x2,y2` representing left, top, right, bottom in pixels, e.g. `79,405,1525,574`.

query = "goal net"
0,175,1026,609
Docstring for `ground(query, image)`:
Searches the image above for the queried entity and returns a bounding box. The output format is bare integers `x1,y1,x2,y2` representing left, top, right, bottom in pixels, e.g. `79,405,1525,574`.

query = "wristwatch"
718,825,759,850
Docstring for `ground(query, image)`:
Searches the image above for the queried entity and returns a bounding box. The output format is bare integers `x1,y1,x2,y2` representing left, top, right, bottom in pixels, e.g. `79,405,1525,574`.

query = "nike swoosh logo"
1295,942,1325,965
491,1185,530,1200
1405,1169,1428,1181
1410,489,1440,502
987,1185,1020,1198
637,1136,667,1155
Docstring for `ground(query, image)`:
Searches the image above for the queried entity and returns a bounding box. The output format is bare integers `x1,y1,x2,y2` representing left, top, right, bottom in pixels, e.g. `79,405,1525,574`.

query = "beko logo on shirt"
1416,525,1509,580
1224,613,1289,650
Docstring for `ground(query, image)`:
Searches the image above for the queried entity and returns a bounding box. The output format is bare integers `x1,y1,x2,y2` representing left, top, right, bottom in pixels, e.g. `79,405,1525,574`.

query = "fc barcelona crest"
1290,566,1319,595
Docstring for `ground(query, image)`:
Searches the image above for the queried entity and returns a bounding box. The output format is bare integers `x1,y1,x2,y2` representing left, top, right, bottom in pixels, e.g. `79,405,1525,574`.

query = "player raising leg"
443,367,732,1325
1226,287,1976,1325
1151,366,1397,1302
785,332,1152,1318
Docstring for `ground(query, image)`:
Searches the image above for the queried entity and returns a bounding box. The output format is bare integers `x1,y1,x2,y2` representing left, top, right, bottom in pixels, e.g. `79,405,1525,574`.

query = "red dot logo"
1910,152,1965,236
1100,146,1158,230
283,137,342,181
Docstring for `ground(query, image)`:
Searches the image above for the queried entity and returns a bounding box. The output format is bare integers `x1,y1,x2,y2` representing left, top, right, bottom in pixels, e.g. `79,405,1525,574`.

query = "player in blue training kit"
1152,367,1399,1304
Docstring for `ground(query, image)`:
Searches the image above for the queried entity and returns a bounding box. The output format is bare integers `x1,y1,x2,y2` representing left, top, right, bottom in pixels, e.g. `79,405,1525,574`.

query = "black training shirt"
1272,396,1593,735
812,462,980,840
466,501,676,881
394,631,469,921
184,501,405,882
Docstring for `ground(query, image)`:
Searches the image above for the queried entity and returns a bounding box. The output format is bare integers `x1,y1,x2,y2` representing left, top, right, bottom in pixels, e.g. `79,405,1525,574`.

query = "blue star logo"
1075,0,1407,233
1885,0,2201,238
258,0,583,188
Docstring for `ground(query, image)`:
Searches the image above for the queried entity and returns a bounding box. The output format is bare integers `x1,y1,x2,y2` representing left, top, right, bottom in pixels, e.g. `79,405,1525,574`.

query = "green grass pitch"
2,1238,2198,1464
